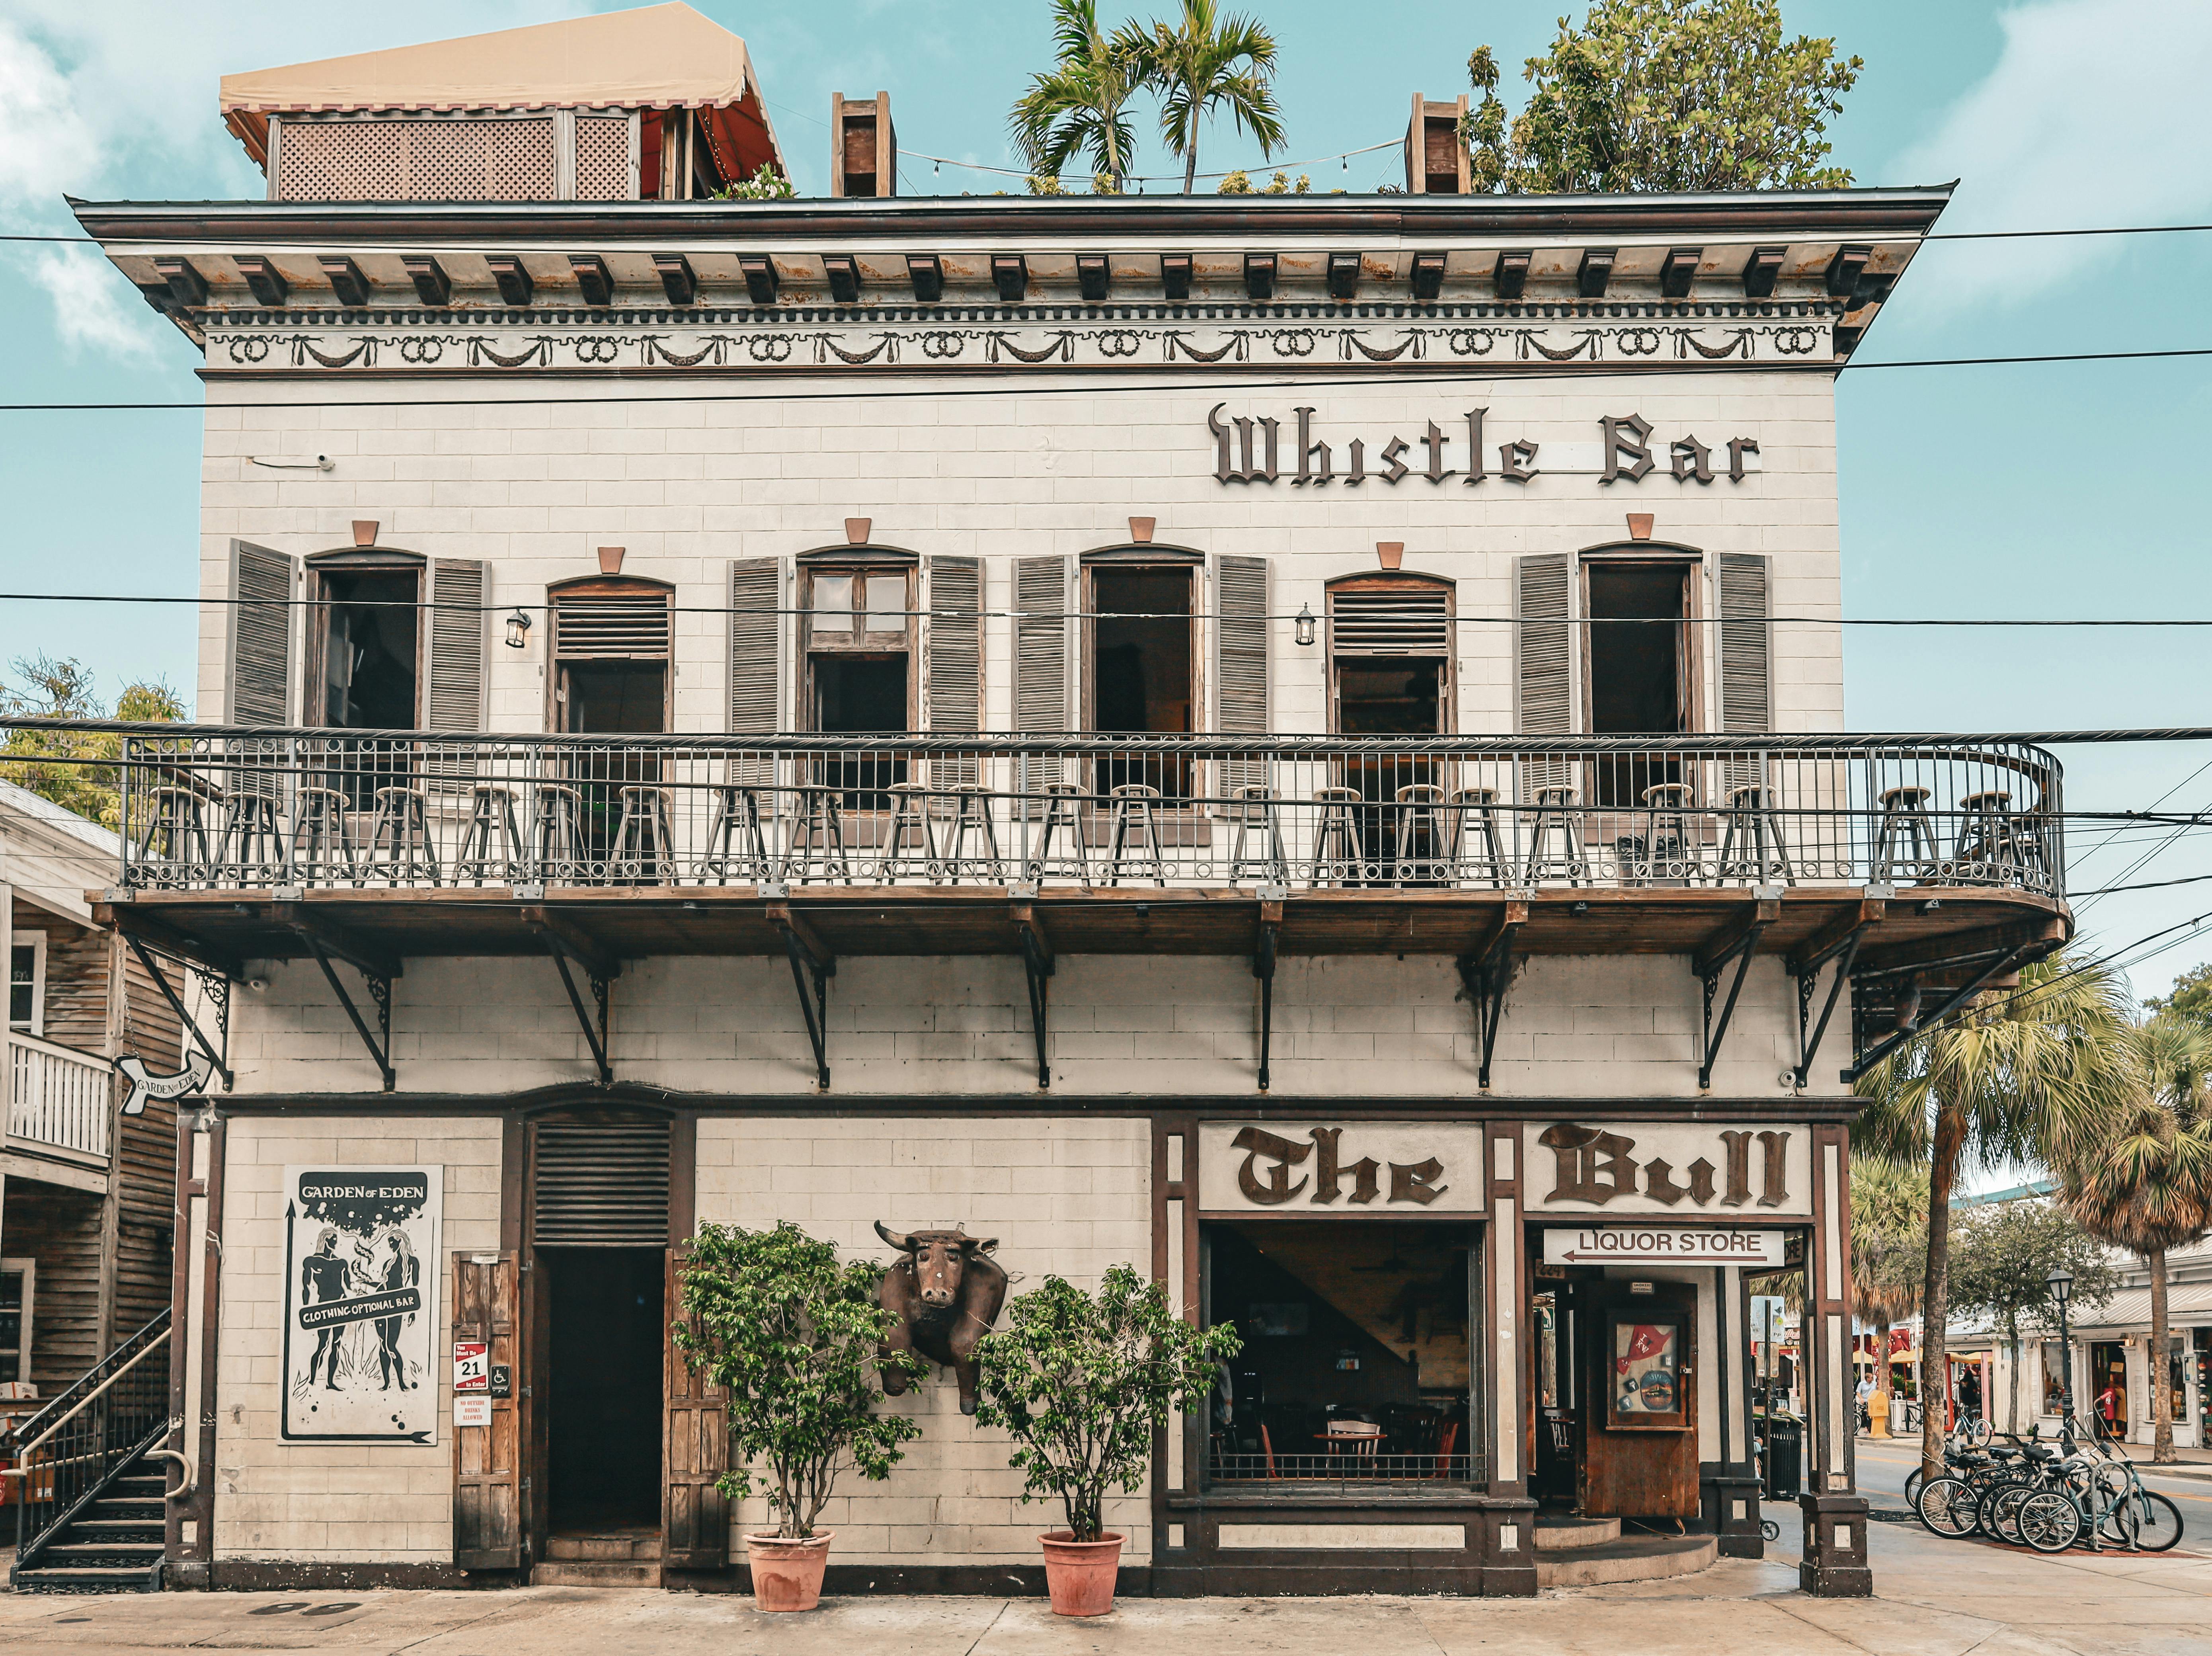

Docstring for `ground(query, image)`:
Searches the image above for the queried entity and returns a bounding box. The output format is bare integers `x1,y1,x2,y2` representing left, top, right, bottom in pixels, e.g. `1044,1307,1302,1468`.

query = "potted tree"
975,1264,1239,1616
673,1221,925,1612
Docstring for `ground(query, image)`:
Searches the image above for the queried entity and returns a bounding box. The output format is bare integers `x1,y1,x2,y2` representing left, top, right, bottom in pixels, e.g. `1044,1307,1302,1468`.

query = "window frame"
303,547,428,731
8,931,46,1036
1576,545,1706,737
1080,545,1202,737
798,553,918,734
1324,571,1458,736
545,575,676,734
0,1258,35,1389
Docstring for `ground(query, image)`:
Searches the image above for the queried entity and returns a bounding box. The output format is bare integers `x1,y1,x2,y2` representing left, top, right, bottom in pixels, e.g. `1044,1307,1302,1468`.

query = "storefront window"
2041,1340,2069,1414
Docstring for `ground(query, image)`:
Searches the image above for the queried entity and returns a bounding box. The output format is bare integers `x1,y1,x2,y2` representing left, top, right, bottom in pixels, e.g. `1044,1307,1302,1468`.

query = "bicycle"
2065,1417,2185,1553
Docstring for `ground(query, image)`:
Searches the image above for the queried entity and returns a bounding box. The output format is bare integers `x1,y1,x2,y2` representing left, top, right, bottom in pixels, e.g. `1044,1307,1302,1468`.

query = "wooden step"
42,1541,165,1562
13,1565,158,1593
1533,1515,1621,1551
529,1558,661,1589
67,1518,166,1538
1536,1533,1717,1590
544,1529,663,1562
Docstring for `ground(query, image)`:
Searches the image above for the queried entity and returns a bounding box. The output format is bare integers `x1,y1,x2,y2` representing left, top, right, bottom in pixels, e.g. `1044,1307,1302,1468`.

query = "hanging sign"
1542,1226,1787,1267
113,1050,216,1116
279,1166,442,1445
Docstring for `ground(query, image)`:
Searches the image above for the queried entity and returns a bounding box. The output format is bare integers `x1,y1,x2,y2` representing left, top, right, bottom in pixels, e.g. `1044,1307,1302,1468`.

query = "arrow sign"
114,1050,215,1116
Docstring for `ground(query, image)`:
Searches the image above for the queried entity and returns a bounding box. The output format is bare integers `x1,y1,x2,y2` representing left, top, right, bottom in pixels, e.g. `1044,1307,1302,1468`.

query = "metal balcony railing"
6,1031,113,1162
113,729,2066,901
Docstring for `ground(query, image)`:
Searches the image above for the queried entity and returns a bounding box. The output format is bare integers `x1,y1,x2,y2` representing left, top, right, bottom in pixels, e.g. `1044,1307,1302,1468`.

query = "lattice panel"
575,115,634,201
276,118,557,202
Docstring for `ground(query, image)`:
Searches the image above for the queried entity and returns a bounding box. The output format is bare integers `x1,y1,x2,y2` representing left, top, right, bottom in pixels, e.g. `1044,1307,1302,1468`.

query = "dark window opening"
1091,568,1192,798
1337,662,1443,737
551,590,672,877
1587,562,1691,807
560,661,668,735
812,655,910,808
316,570,420,729
544,1248,665,1534
1204,1221,1475,1486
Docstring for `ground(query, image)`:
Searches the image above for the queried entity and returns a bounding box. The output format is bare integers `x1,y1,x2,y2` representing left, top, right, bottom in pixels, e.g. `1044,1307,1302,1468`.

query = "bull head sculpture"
873,1221,1007,1416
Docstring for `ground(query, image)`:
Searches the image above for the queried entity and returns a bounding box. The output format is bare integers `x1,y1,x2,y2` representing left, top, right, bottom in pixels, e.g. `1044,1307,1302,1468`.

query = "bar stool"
368,785,441,886
877,782,938,883
287,786,359,888
454,784,523,887
530,783,587,885
1873,785,1941,884
697,785,774,885
1106,783,1168,888
1226,784,1288,886
1953,791,2019,884
786,787,850,885
1523,785,1586,886
946,784,1007,884
134,785,216,888
1638,782,1699,885
1717,783,1793,885
1447,788,1512,889
220,790,287,886
1393,783,1449,887
609,785,675,885
1309,787,1364,887
1026,781,1090,885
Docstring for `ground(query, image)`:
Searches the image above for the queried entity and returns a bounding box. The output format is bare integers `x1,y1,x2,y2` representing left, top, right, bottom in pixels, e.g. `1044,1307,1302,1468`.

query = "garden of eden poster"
280,1166,442,1444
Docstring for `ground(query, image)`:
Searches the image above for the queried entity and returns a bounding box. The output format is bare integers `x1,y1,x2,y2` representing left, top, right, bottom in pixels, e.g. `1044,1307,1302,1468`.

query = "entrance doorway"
1532,1269,1699,1519
543,1250,665,1533
2091,1342,2130,1439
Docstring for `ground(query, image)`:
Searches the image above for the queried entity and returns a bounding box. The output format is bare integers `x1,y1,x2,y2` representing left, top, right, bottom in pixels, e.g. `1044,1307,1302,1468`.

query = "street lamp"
2047,1265,2076,1434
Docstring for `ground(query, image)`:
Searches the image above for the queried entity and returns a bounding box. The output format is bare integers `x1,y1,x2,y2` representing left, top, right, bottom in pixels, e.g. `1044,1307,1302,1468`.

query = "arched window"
305,545,426,730
1325,571,1455,735
547,576,673,733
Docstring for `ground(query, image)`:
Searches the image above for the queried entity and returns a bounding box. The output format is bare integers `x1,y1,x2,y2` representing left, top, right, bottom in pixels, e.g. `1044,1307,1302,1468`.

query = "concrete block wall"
694,1115,1153,1563
228,951,1830,1099
211,1115,502,1563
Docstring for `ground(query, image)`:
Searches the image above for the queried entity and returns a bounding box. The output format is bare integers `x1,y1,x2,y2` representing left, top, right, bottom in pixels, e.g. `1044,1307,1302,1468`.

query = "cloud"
1889,0,2212,309
28,244,153,356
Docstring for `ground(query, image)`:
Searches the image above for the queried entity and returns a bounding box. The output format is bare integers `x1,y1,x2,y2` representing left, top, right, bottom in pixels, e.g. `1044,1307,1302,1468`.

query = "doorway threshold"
533,1527,664,1589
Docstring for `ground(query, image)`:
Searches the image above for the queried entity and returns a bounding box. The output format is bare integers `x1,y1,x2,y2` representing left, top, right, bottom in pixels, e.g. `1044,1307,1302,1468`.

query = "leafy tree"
2144,961,2212,1026
1849,1156,1926,1404
2057,1015,2212,1460
975,1265,1239,1541
1946,1199,2117,1436
1462,0,1861,193
1118,0,1284,195
1010,0,1144,193
672,1221,926,1539
0,655,186,831
1855,951,2134,1481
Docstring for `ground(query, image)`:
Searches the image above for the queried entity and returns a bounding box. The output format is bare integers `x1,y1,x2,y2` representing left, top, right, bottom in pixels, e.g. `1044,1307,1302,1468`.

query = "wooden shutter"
1329,588,1451,656
922,555,983,789
227,541,296,726
552,590,671,660
727,558,782,787
1513,554,1572,736
1213,554,1269,795
425,559,489,730
452,1251,522,1571
663,1246,730,1570
531,1119,671,1247
1715,553,1773,733
1015,555,1074,791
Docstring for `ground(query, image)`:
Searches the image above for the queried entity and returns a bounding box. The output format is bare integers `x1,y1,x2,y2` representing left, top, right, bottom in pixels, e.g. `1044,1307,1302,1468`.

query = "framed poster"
1606,1312,1690,1431
280,1166,442,1445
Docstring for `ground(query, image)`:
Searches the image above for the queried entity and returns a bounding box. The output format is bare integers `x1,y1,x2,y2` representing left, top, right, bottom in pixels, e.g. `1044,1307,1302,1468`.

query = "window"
1328,576,1453,738
1088,560,1194,797
2041,1341,2070,1415
310,562,422,730
550,579,674,734
9,933,44,1034
0,1262,33,1387
1583,557,1698,808
803,562,915,807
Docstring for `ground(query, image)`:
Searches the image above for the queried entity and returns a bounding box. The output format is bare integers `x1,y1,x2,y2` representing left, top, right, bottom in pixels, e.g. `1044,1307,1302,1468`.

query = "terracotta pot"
1039,1530,1123,1617
1375,541,1404,570
745,1531,834,1611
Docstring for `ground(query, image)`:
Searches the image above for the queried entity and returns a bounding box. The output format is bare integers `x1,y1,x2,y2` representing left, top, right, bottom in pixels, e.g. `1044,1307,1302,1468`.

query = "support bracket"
124,935,234,1092
768,902,835,1090
1457,901,1527,1091
1012,903,1055,1090
1253,900,1281,1093
274,904,403,986
301,935,394,1092
1695,896,1778,1091
1841,941,2042,1083
1789,902,1882,1090
545,947,613,1086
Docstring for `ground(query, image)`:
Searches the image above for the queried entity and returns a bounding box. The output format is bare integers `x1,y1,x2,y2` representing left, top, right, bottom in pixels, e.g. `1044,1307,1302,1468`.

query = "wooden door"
663,1246,730,1568
452,1251,523,1570
1578,1282,1698,1519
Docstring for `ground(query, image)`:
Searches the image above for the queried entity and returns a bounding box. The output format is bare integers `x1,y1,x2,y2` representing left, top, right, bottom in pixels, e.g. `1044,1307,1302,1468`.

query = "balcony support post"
1841,940,2042,1084
123,935,234,1093
1788,901,1882,1090
769,902,835,1089
1694,895,1779,1091
301,935,394,1093
520,907,618,1086
1253,900,1281,1092
1459,900,1527,1091
1012,904,1055,1089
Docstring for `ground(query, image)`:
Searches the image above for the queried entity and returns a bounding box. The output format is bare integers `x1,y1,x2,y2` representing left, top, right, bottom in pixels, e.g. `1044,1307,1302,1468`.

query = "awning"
220,4,755,114
2062,1281,2212,1336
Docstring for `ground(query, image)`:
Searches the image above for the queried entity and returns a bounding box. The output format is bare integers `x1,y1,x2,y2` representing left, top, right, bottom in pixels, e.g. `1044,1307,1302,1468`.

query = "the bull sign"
873,1221,1008,1416
114,1050,217,1116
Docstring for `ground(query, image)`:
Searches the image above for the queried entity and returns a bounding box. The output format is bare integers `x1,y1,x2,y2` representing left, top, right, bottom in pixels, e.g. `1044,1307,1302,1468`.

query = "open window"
802,551,915,808
0,1260,33,1387
550,578,673,734
1328,574,1455,873
308,551,423,731
1085,548,1198,798
8,931,45,1034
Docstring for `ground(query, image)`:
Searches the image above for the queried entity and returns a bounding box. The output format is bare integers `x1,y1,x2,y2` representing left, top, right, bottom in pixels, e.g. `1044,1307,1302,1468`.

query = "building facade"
64,6,2074,1600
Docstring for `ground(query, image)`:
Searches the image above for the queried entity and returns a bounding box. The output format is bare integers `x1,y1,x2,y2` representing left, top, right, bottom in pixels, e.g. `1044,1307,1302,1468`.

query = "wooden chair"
1433,1420,1461,1478
1322,1420,1383,1460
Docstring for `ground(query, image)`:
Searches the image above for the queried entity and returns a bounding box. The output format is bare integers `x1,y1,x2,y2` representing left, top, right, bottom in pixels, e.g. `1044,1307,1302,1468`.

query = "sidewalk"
0,1508,2201,1654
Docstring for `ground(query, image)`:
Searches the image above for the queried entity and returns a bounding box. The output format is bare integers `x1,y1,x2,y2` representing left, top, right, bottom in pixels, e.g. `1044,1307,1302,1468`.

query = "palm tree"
2058,1014,2212,1462
1010,0,1143,193
1855,951,2134,1482
1849,1157,1927,1414
1118,0,1285,194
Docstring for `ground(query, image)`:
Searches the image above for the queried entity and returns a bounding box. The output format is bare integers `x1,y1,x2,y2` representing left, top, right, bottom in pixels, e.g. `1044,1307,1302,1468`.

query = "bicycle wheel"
1985,1482,2032,1545
2017,1491,2083,1553
1904,1467,1923,1510
2133,1490,2185,1552
1916,1476,1979,1538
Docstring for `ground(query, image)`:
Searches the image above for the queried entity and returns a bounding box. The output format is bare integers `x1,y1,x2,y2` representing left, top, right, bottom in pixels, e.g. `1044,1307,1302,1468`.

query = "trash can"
1763,1416,1802,1500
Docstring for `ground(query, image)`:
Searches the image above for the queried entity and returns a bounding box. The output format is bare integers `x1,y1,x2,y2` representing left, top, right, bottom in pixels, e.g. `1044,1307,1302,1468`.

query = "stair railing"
2,1308,172,1576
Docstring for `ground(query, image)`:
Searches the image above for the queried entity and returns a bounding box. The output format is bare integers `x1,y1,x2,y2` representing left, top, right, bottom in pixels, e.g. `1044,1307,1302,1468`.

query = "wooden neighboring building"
0,779,187,1401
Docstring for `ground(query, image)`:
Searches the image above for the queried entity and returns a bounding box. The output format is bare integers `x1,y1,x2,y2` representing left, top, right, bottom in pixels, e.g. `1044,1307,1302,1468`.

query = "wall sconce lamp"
505,609,533,649
1294,603,1317,647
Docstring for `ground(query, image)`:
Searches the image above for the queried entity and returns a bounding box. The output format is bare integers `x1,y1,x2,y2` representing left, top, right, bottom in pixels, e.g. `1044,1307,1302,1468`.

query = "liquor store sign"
1542,1227,1787,1267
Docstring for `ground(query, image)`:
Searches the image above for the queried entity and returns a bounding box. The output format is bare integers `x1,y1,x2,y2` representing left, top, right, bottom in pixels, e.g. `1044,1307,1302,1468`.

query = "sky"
2,0,2211,1003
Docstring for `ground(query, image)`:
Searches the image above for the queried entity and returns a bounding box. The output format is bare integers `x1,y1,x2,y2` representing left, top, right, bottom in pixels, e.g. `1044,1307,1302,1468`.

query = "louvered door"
663,1245,730,1570
922,555,983,789
452,1251,523,1570
531,1119,672,1247
1514,554,1575,797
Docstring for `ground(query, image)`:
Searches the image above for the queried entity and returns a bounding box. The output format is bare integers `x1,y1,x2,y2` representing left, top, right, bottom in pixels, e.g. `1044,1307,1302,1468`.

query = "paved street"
0,1496,2204,1656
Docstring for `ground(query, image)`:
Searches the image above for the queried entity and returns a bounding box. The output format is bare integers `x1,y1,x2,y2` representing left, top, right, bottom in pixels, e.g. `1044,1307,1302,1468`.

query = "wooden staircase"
10,1455,166,1593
